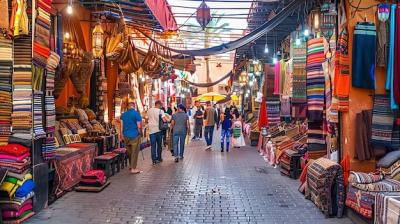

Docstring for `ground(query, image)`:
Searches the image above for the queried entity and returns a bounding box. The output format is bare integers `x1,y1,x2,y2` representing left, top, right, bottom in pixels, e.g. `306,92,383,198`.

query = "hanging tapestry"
333,28,350,111
371,94,394,147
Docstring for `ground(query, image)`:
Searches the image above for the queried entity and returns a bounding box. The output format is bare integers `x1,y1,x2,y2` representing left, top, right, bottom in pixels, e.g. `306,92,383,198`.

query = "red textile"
340,154,350,188
394,5,400,104
258,74,268,129
82,169,105,180
2,202,32,218
0,144,29,157
145,0,177,31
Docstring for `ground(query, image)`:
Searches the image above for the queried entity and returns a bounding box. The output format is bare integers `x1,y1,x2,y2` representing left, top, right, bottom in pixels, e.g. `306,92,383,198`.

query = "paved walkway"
30,138,353,224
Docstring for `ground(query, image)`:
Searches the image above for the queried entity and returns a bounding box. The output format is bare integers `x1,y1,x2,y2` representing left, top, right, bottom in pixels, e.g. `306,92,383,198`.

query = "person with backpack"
121,101,143,174
220,108,233,152
147,100,168,165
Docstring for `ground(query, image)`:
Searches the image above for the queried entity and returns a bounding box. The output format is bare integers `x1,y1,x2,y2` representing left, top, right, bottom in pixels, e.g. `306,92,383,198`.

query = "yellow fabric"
0,182,17,199
16,173,32,186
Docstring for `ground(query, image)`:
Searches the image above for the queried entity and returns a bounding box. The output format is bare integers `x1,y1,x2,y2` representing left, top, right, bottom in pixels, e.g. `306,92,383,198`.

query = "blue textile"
204,126,214,146
173,133,186,158
121,109,142,138
352,22,377,89
386,5,399,110
15,180,35,198
150,131,163,162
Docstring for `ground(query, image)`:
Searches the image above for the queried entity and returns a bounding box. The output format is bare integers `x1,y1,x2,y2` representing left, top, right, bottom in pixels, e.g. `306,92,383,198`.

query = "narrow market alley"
30,141,352,224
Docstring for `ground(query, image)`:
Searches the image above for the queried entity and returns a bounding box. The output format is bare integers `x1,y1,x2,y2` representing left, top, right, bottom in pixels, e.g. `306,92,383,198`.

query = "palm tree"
184,13,230,92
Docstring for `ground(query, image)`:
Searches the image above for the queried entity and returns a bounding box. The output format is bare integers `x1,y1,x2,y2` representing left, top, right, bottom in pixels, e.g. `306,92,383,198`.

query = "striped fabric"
375,192,400,224
349,171,383,184
292,42,307,104
371,95,394,146
352,179,400,192
266,97,280,127
306,37,326,121
352,22,377,89
307,158,345,218
333,28,350,111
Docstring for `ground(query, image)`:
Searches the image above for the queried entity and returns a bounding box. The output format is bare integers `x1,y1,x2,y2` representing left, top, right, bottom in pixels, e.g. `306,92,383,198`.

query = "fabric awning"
145,0,177,31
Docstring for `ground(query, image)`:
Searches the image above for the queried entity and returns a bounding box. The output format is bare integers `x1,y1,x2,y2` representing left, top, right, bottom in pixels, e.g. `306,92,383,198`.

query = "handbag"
158,110,168,131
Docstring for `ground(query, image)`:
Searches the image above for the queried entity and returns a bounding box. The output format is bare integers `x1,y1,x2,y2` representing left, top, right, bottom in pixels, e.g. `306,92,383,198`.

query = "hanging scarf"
333,28,350,111
393,5,400,104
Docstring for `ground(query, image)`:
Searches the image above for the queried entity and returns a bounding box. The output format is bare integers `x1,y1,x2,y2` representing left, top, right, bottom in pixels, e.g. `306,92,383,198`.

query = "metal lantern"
196,0,211,30
92,23,104,58
238,70,248,86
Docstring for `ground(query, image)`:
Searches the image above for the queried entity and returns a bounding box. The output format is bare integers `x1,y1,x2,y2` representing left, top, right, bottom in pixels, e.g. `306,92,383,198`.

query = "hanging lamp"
196,0,211,30
92,23,104,58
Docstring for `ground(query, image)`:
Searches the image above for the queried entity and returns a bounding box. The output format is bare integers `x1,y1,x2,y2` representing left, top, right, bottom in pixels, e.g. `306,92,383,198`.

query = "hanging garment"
376,20,388,67
334,28,350,111
386,4,398,110
279,60,286,95
273,63,280,95
352,22,377,89
282,59,293,97
394,5,400,104
292,42,307,104
0,0,9,34
354,110,374,161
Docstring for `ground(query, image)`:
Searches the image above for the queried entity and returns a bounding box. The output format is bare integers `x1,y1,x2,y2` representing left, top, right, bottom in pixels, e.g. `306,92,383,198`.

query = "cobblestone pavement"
30,138,353,224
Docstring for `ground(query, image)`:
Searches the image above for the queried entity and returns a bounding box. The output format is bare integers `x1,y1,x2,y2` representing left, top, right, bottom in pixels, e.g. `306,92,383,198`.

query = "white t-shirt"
147,108,165,134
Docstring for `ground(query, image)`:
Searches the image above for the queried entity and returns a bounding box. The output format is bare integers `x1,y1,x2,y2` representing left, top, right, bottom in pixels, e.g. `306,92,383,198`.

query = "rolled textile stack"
0,36,12,145
76,169,110,192
266,97,280,127
0,144,35,222
33,91,46,139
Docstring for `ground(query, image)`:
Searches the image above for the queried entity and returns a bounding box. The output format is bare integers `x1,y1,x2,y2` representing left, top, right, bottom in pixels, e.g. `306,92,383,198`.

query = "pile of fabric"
76,169,108,192
33,91,46,139
279,149,302,179
346,171,400,220
266,97,280,127
306,158,345,217
375,192,400,224
0,36,12,145
306,37,326,147
0,144,35,222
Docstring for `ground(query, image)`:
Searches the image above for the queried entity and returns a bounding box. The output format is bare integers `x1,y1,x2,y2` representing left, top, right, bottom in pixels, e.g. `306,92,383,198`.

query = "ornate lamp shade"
377,4,390,22
196,1,211,30
238,70,248,86
92,23,104,58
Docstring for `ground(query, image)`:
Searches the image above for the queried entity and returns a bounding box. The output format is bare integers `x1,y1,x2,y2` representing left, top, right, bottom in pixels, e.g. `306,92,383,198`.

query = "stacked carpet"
306,158,345,217
75,170,110,192
374,192,400,224
42,52,59,160
33,91,45,139
0,36,13,145
346,184,376,219
371,94,395,147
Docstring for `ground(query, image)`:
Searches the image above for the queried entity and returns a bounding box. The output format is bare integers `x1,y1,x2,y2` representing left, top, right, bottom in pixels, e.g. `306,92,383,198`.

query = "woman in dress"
232,114,246,148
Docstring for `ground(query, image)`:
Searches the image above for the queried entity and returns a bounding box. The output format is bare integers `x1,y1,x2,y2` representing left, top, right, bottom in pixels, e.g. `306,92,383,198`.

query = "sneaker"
152,161,157,165
175,158,179,163
180,157,184,160
205,146,211,150
221,149,224,152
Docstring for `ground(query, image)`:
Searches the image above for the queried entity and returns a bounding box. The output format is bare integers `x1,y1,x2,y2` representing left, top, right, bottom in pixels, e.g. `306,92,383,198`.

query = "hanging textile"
0,0,9,34
371,94,394,147
266,97,280,127
386,4,398,110
258,79,268,129
352,22,376,89
333,28,350,111
282,59,293,97
354,110,374,161
279,60,286,95
292,40,307,120
273,63,280,95
9,0,29,37
306,37,325,122
393,5,400,104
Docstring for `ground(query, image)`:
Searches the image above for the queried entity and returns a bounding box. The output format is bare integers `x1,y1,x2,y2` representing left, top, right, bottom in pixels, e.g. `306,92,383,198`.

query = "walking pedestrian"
194,106,204,140
203,101,217,150
220,108,232,152
232,114,246,148
171,104,190,162
120,101,143,174
147,100,167,165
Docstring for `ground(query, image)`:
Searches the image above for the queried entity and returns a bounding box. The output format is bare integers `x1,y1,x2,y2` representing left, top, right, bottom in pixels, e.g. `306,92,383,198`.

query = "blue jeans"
150,131,163,162
173,133,186,158
204,126,214,146
221,129,231,151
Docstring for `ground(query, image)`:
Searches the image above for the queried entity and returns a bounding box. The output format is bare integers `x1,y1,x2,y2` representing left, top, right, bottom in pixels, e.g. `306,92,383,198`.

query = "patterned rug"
371,94,394,147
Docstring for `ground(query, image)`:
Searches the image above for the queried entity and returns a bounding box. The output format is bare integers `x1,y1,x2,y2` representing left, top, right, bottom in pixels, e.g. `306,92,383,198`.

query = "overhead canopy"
145,0,177,31
135,0,309,56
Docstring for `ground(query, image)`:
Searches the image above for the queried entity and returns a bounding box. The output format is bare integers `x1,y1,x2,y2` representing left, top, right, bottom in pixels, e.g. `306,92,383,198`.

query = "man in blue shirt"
121,101,143,174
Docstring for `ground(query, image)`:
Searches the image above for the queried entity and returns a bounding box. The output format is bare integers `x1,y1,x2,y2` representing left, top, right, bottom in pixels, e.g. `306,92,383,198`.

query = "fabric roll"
354,110,374,161
352,22,377,89
273,63,280,95
386,4,398,110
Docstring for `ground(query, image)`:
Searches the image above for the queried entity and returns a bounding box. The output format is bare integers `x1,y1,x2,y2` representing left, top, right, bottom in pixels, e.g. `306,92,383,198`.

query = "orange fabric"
340,153,350,188
106,61,118,122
